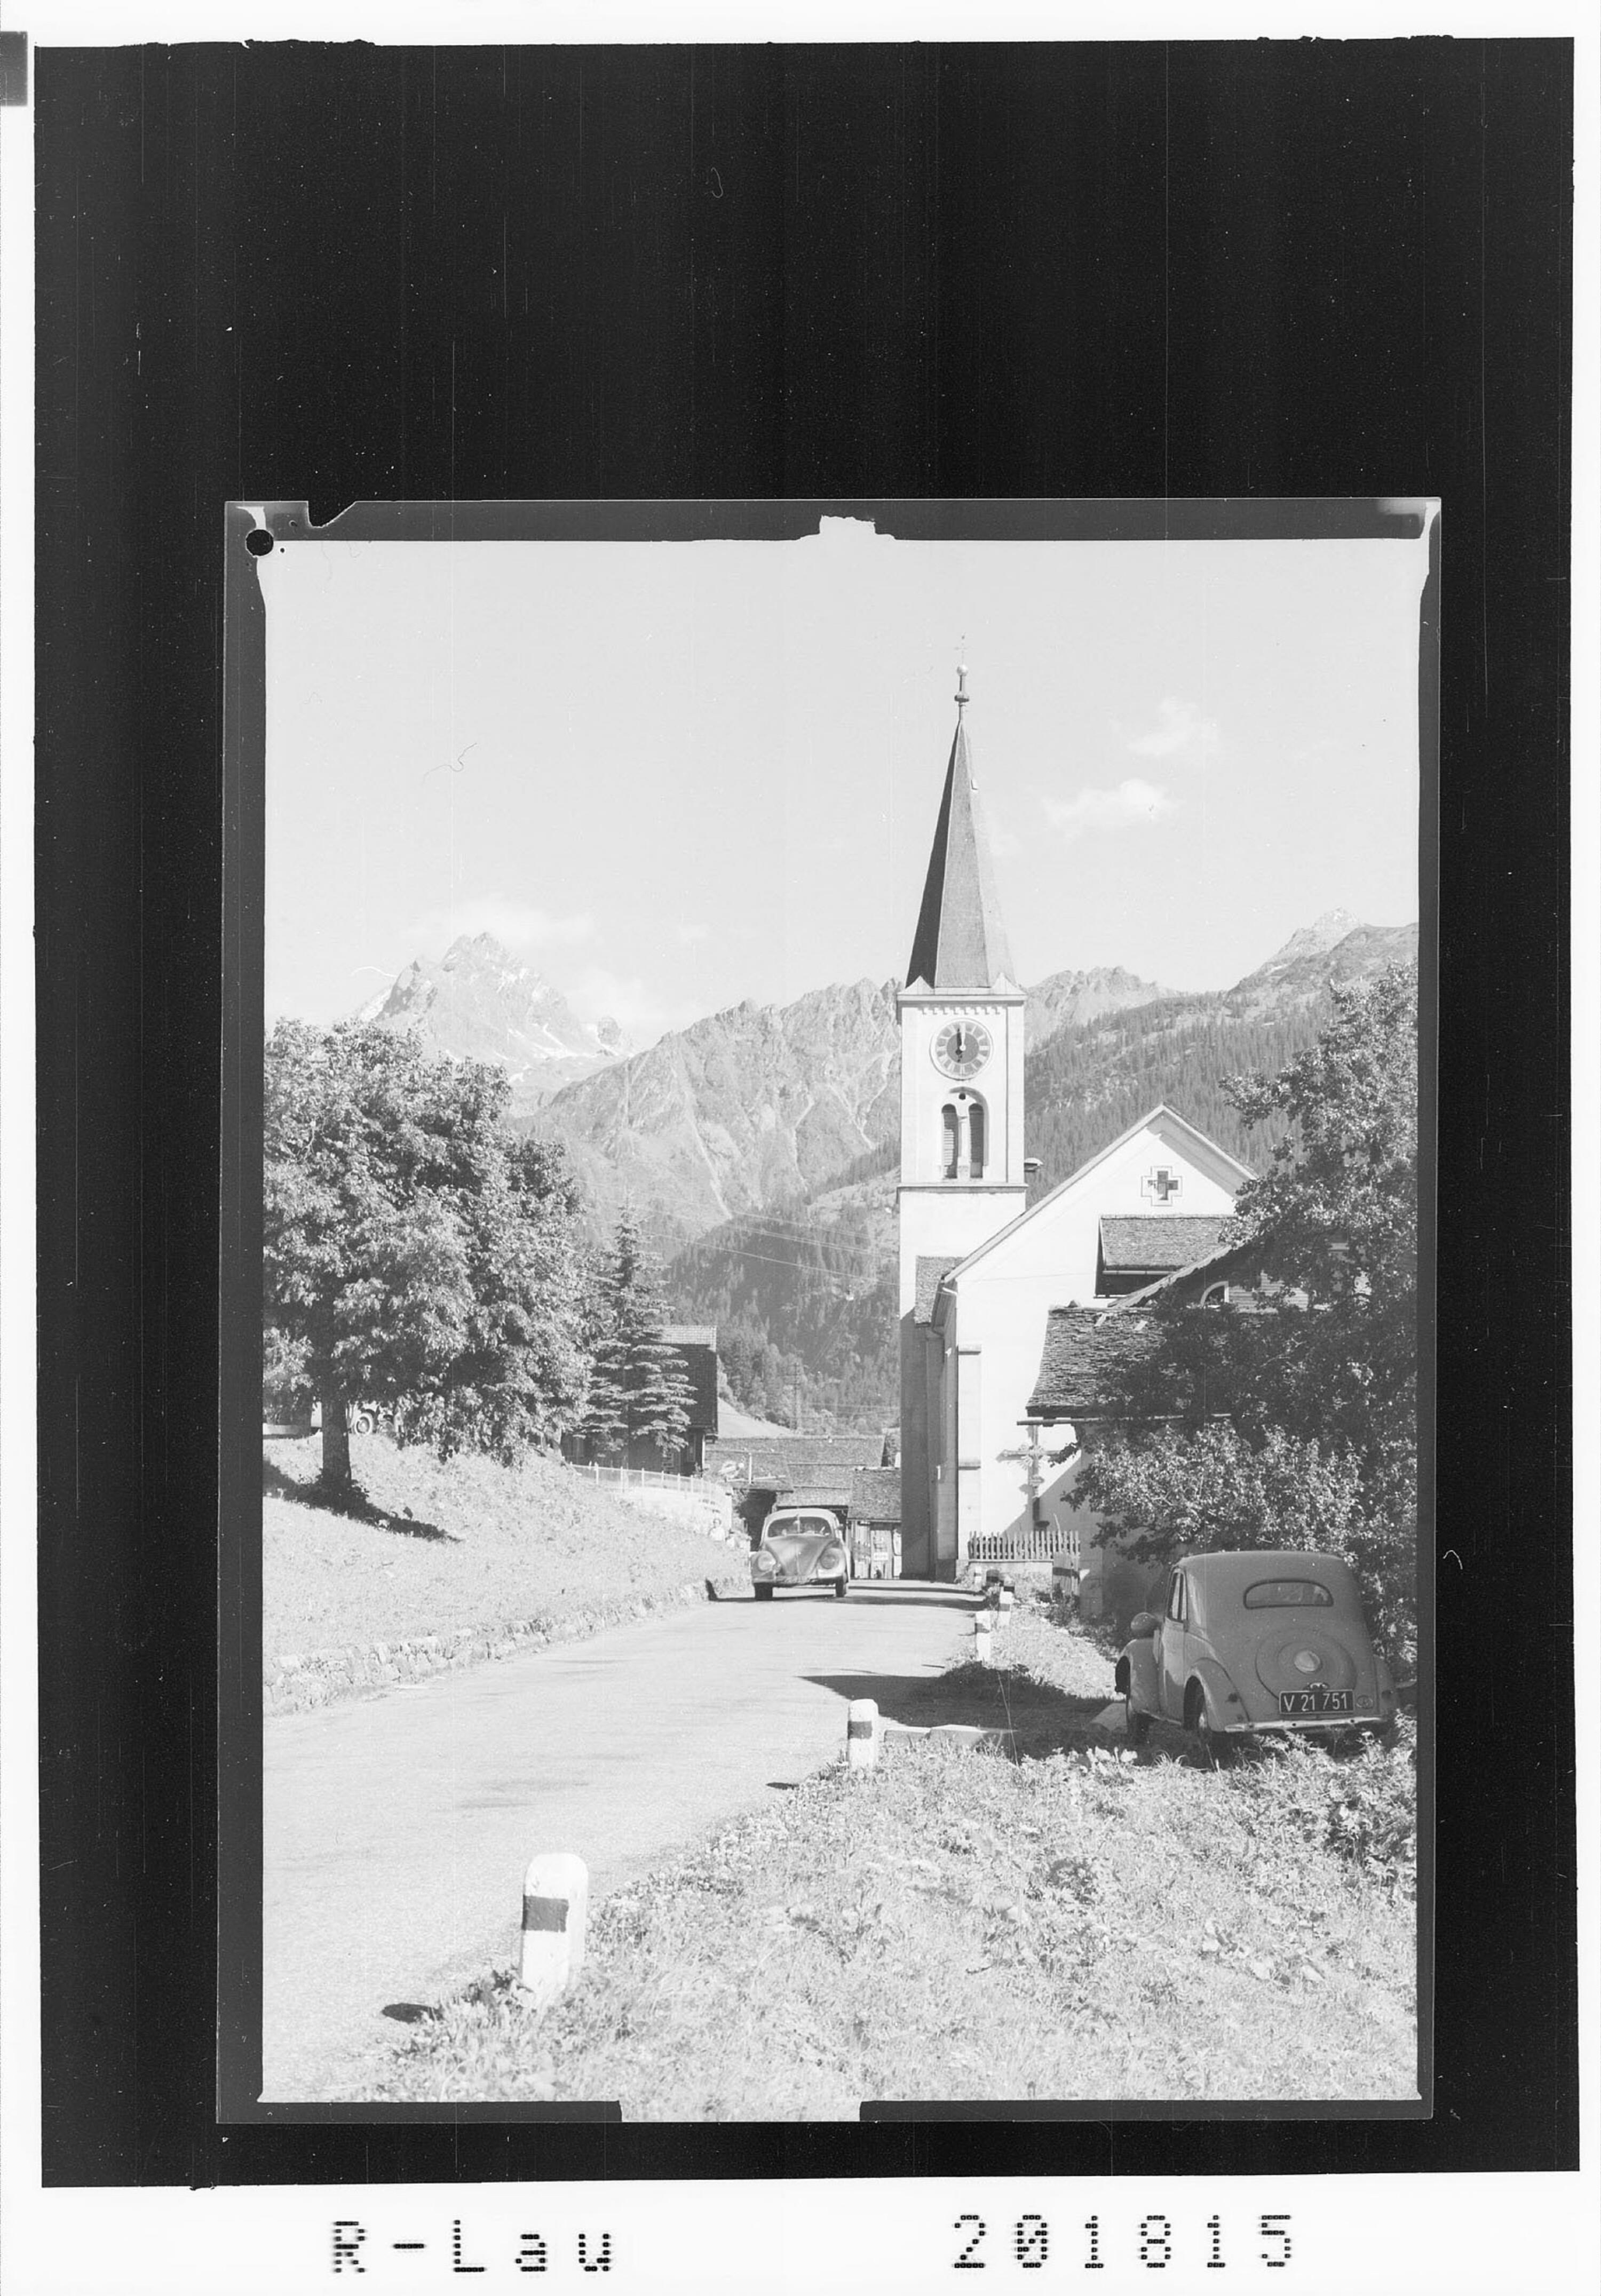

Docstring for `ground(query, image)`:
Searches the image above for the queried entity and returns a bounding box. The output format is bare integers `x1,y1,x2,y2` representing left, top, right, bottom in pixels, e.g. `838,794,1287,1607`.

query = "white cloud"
1121,696,1220,767
675,920,712,946
1040,778,1177,843
572,967,704,1050
982,802,1022,859
411,896,596,956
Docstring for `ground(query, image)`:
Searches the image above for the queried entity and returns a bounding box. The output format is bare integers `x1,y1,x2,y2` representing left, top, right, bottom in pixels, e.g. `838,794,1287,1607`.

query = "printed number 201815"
953,2213,1294,2270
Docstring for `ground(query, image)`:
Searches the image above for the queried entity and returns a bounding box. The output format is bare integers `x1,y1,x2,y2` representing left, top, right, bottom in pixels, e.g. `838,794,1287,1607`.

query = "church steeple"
896,668,1028,1585
905,669,1016,992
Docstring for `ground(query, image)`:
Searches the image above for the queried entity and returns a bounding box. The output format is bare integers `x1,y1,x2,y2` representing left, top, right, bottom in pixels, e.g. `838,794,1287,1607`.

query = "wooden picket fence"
967,1523,1078,1565
581,1462,704,1496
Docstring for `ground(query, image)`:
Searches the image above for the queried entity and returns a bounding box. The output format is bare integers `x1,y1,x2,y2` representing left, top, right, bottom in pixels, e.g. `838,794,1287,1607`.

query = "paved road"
262,1582,974,2099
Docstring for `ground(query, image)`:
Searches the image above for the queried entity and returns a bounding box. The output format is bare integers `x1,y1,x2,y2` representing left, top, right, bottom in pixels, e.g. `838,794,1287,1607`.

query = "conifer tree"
582,1210,695,1464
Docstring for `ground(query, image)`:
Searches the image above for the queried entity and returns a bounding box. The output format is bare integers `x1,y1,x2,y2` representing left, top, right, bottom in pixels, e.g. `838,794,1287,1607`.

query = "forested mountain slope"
669,920,1418,1432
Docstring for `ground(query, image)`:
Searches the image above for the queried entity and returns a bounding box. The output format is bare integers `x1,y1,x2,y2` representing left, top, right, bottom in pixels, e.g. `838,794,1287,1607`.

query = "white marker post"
974,1614,995,1667
845,1697,880,1769
519,1852,589,2009
997,1586,1015,1618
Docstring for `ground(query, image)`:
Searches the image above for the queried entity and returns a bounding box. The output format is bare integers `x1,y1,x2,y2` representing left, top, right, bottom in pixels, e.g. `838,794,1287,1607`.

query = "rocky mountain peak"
1257,909,1361,972
351,931,631,1100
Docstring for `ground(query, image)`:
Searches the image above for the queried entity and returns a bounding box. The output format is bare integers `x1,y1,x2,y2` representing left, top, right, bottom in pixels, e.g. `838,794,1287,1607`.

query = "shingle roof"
915,1254,963,1324
1026,1307,1164,1418
1116,1230,1275,1308
1099,1215,1232,1273
850,1467,903,1523
662,1324,717,1348
905,698,1016,990
704,1434,885,1503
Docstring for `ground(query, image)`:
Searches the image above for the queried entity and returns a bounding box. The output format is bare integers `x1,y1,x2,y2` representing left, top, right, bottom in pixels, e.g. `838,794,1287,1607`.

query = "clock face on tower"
931,1018,993,1080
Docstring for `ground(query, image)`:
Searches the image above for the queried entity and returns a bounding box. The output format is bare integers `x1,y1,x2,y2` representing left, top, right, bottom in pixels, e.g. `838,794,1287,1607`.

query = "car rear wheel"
753,1584,775,1602
1186,1687,1220,1766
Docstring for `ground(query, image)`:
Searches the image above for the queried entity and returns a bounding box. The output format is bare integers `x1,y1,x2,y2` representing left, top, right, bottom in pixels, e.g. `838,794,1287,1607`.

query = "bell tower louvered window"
968,1097,987,1179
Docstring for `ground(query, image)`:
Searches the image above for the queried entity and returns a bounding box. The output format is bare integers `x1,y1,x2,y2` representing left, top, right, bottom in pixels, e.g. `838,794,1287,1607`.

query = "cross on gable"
1141,1164,1183,1205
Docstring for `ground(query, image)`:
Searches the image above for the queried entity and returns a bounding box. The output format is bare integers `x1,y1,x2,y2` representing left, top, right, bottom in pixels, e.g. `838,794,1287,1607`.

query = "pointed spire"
905,671,1016,992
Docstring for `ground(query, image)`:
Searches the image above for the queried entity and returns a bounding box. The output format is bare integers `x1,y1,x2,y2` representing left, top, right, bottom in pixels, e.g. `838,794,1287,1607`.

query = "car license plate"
1279,1687,1354,1717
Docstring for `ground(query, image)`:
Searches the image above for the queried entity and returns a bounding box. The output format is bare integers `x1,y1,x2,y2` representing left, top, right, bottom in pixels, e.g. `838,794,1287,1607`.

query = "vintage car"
749,1506,852,1601
1114,1549,1396,1756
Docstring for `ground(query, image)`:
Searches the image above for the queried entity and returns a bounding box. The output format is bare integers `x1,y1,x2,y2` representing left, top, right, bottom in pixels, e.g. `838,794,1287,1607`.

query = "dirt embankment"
263,1434,748,1715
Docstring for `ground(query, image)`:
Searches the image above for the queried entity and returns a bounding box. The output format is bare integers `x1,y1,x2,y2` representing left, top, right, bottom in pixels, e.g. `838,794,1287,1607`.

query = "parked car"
1115,1550,1397,1757
749,1507,851,1601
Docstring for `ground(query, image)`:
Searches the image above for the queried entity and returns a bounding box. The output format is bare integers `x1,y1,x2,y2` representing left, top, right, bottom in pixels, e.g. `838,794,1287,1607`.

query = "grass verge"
365,1607,1417,2114
264,1433,745,1710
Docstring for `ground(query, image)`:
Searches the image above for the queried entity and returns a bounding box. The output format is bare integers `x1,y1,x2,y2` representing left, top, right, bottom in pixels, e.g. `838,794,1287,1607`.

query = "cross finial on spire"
955,662,969,713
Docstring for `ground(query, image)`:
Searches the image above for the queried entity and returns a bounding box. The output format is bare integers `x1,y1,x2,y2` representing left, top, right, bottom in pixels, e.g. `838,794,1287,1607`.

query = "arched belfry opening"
938,1091,988,1180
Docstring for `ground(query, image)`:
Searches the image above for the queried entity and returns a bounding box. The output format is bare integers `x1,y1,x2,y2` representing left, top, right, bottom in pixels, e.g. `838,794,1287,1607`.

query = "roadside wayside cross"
997,1418,1050,1524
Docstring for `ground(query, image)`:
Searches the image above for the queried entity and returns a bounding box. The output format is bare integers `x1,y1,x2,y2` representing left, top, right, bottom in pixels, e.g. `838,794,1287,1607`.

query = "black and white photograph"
248,505,1430,2113
11,13,1589,2294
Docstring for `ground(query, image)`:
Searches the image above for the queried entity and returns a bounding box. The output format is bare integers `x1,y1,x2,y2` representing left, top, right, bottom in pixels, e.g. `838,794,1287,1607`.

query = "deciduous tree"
264,1021,590,1493
1074,966,1418,1658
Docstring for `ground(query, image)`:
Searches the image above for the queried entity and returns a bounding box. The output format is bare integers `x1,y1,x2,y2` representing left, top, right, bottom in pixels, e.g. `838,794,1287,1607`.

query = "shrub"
1239,1720,1417,1895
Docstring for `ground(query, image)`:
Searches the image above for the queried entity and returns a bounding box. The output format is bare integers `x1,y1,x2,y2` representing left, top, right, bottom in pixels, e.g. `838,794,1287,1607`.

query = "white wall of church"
946,1119,1243,1554
897,1185,1026,1313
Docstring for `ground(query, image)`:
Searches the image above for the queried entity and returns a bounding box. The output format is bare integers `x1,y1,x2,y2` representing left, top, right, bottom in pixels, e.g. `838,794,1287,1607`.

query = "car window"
1166,1571,1186,1623
1243,1579,1335,1609
766,1513,833,1539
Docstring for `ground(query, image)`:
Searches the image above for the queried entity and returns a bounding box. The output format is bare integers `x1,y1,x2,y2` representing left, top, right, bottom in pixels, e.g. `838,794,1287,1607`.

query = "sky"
261,523,1427,1043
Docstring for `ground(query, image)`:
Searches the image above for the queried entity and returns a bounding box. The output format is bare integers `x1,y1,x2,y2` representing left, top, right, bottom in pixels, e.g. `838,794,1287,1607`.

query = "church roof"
914,1254,963,1324
1099,1214,1233,1273
905,682,1016,991
937,1103,1256,1292
1026,1307,1164,1418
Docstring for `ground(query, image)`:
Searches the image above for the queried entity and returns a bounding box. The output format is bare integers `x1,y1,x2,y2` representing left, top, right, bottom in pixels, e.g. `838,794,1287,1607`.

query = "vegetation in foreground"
263,1432,740,1675
1075,965,1420,1663
364,1610,1417,2116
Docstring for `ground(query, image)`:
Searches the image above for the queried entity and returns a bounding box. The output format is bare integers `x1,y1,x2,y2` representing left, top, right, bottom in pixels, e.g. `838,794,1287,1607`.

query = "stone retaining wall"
265,1569,749,1718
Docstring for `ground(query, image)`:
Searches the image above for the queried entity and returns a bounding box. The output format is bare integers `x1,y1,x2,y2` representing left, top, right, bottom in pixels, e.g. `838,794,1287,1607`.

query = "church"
897,673,1255,1585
